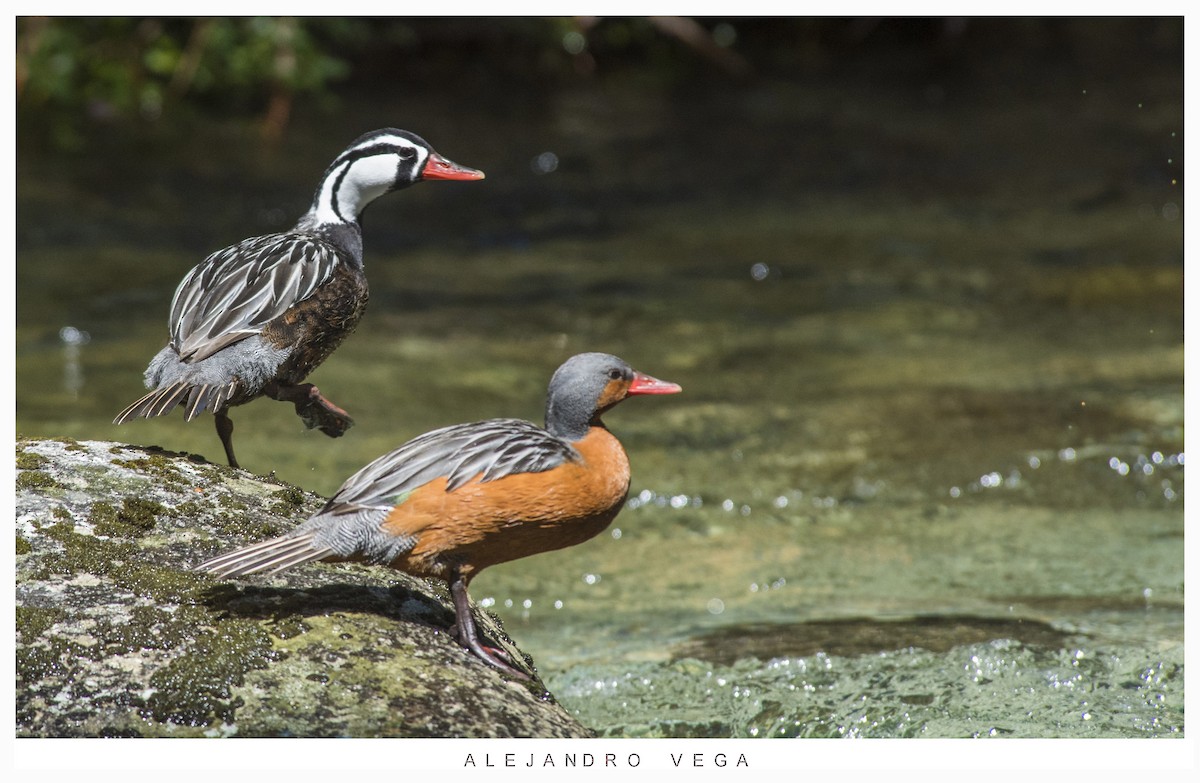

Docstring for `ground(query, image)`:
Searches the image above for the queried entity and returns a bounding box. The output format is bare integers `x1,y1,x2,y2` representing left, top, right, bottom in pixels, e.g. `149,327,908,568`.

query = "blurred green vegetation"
17,16,1183,152
17,18,368,148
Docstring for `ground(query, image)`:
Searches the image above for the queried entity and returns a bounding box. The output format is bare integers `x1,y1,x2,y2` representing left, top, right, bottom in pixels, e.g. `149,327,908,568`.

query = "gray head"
308,128,484,225
544,352,681,441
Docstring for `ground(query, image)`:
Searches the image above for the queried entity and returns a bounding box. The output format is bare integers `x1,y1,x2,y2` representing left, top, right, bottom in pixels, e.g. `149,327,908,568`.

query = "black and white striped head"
544,352,682,441
309,128,484,225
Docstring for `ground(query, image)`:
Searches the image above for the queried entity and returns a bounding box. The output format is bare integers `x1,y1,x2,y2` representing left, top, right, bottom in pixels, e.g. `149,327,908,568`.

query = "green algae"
15,606,69,643
216,494,248,511
110,455,190,489
16,470,59,490
16,450,48,470
267,485,310,517
89,496,167,538
144,618,277,727
33,517,207,603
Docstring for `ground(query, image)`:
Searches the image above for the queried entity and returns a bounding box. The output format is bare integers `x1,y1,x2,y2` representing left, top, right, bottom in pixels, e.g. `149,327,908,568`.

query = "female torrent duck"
195,352,681,679
114,128,484,468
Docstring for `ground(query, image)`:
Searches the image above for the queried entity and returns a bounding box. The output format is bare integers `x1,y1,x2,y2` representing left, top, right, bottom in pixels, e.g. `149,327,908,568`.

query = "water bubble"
739,504,752,516
1028,455,1041,469
522,599,532,609
1151,451,1164,464
531,151,559,174
479,597,495,608
721,499,735,512
562,30,586,54
554,600,563,610
949,486,961,498
706,598,725,615
59,326,91,345
583,573,601,585
1162,202,1180,221
1059,447,1077,462
773,496,788,508
638,489,653,503
610,527,622,540
750,262,770,281
669,494,689,509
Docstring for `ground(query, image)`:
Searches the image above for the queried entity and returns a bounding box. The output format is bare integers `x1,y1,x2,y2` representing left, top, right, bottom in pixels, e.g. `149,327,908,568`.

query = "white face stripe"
311,137,430,224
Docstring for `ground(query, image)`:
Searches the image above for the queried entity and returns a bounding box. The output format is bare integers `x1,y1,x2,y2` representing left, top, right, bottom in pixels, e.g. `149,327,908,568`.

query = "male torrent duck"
195,352,682,679
114,129,484,468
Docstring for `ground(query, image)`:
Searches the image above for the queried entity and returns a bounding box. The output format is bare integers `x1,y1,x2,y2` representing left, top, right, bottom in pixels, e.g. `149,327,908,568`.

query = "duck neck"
307,154,400,227
545,399,602,443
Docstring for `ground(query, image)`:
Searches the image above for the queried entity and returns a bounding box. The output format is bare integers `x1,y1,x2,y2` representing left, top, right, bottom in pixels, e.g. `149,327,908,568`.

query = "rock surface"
15,438,591,738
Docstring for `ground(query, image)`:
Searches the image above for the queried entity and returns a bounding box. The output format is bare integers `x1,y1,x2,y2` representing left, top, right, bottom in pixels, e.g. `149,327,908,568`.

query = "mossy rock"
14,438,590,738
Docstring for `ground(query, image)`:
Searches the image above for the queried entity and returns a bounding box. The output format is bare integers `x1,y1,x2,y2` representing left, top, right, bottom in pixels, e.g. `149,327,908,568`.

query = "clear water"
16,52,1183,738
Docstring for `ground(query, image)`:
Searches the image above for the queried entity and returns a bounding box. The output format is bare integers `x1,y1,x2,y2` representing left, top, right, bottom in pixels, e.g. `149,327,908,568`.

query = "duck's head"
311,128,484,224
544,352,682,441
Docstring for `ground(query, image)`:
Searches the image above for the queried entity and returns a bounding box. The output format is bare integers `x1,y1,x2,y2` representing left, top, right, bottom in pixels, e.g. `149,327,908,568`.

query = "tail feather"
113,380,238,425
114,382,189,424
194,531,334,578
184,384,212,421
209,383,233,414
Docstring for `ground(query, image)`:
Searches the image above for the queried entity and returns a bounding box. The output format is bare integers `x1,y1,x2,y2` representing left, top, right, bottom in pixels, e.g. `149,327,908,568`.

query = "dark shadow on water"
671,614,1075,665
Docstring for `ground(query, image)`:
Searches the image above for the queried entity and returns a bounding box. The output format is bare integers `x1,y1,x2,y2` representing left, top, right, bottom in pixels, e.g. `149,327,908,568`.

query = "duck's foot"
448,623,528,678
266,382,355,437
449,572,533,681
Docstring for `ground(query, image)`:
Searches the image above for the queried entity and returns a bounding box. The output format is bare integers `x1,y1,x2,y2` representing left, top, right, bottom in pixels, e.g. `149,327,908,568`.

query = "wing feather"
168,233,340,362
321,419,579,515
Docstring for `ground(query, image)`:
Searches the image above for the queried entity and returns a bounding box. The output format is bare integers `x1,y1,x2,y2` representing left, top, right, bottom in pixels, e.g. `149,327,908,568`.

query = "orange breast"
379,426,631,580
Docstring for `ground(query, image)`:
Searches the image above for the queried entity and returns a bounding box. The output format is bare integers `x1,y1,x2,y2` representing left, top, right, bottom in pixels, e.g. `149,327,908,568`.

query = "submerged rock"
14,438,590,738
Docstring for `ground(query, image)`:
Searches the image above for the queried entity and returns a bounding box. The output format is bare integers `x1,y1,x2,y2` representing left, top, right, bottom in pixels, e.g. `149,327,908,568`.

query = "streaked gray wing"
320,418,580,515
169,232,340,362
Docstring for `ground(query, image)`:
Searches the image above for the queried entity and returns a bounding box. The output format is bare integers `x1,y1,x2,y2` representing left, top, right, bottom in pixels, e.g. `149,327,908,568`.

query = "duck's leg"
214,410,240,469
264,382,354,437
448,570,531,680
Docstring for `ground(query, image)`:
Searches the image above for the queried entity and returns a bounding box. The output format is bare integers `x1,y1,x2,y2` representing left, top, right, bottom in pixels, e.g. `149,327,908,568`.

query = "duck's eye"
607,368,624,381
397,147,417,160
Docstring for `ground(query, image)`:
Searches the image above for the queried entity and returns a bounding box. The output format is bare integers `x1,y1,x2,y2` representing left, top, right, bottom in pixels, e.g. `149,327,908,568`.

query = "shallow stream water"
16,35,1184,739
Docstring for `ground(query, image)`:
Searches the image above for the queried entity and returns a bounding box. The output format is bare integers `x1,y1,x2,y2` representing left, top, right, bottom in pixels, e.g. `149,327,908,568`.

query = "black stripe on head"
326,138,426,220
